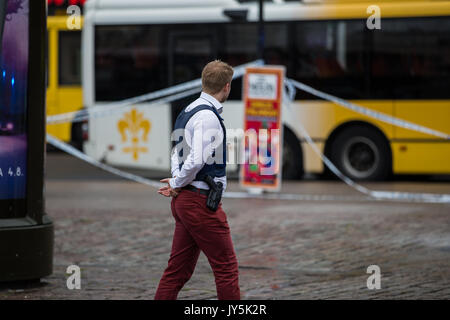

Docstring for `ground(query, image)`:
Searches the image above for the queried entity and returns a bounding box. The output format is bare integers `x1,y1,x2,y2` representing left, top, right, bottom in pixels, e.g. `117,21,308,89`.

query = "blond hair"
201,60,234,94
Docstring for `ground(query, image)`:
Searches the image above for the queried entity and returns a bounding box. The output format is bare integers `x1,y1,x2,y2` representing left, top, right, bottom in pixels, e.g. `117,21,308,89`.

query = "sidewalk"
1,176,449,299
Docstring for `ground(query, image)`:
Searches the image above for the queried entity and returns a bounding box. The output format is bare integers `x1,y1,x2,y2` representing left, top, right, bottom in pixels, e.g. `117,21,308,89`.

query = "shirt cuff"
169,178,179,189
171,169,180,178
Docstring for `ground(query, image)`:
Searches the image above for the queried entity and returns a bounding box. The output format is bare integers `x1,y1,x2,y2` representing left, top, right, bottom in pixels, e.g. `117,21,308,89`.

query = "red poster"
240,66,284,191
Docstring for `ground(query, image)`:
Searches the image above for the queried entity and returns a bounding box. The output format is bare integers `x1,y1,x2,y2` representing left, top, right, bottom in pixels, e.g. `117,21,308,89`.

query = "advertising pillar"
240,66,285,192
0,0,53,282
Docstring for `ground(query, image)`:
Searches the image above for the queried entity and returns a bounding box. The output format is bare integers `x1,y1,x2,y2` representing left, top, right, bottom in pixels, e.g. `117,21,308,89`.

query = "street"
1,152,450,299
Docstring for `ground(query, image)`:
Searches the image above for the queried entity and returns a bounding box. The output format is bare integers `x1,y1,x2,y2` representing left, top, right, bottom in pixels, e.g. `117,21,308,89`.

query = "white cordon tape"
45,60,450,204
295,117,450,204
48,87,202,124
223,191,370,202
283,81,450,203
47,133,450,204
46,60,264,124
46,134,161,189
286,79,450,140
45,134,376,202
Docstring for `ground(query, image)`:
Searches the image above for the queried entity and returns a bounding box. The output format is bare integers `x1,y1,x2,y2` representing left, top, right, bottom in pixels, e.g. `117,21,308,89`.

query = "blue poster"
0,0,28,199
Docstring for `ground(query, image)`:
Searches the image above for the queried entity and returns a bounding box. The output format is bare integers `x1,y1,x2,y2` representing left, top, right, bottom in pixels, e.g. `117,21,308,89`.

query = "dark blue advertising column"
0,0,53,281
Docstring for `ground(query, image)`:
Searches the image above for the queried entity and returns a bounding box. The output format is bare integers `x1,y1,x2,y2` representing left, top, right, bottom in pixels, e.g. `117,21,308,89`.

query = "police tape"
47,87,202,124
45,60,450,204
295,118,450,204
46,133,450,204
282,82,450,204
286,79,450,140
44,134,376,203
46,59,264,125
46,134,162,188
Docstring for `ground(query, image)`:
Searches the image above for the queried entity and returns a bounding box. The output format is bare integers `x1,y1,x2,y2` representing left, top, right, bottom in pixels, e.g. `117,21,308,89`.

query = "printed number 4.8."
5,167,23,177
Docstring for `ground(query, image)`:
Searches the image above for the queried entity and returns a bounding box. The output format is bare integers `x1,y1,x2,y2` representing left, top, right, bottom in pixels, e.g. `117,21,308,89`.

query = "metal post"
0,0,53,282
258,0,265,61
0,0,7,54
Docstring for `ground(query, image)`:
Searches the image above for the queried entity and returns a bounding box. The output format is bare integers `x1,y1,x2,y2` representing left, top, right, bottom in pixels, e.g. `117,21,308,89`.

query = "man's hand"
158,178,181,198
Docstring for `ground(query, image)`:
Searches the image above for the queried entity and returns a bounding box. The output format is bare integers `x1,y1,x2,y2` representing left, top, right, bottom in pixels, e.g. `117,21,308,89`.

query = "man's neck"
204,91,223,103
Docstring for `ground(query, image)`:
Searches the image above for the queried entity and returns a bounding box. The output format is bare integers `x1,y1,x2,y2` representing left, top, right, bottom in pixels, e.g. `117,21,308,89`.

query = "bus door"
46,24,83,144
168,31,218,126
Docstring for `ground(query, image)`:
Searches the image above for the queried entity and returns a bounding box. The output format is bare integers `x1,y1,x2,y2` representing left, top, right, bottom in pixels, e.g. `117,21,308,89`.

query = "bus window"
292,19,368,100
264,22,290,66
371,17,450,99
169,33,217,85
219,23,257,100
168,29,217,124
219,22,293,101
59,30,81,85
95,25,166,102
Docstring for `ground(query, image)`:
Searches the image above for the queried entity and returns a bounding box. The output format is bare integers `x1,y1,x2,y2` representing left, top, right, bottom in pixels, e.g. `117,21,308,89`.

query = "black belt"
182,184,209,196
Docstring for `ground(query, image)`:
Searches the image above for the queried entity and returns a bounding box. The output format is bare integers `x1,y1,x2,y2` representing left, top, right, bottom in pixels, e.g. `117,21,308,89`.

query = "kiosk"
0,0,53,282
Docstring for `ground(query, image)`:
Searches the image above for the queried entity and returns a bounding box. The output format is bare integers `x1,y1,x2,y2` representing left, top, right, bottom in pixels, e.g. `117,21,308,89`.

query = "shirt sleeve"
169,110,222,189
170,147,180,178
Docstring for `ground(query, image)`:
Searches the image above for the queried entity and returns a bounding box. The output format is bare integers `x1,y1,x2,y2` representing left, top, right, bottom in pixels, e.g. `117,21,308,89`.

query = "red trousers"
154,189,240,300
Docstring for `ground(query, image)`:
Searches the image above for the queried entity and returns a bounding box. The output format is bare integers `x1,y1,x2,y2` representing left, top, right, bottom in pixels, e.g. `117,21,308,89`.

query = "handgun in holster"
203,175,223,212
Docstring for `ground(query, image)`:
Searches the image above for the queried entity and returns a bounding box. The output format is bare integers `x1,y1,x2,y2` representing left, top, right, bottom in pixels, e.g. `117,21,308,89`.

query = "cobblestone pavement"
1,154,450,300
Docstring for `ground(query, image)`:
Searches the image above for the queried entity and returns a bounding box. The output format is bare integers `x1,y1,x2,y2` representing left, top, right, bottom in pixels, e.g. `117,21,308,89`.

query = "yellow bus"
46,15,84,149
81,0,450,181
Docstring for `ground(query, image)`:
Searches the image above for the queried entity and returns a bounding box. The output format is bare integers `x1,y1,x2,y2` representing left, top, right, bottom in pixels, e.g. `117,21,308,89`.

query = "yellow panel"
47,29,58,91
394,101,450,139
392,142,450,173
47,87,83,142
47,16,84,30
57,87,83,113
46,18,84,142
298,100,394,140
315,1,450,20
297,100,450,175
332,100,394,138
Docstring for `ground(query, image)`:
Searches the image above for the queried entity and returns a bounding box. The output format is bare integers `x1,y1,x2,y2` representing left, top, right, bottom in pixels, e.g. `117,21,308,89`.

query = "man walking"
155,60,240,300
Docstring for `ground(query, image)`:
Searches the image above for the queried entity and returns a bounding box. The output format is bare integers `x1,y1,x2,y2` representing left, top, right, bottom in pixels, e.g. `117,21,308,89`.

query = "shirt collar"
200,92,223,114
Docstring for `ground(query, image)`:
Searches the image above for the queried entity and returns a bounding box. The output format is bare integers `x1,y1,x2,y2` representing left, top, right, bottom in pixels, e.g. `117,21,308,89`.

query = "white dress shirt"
169,92,227,191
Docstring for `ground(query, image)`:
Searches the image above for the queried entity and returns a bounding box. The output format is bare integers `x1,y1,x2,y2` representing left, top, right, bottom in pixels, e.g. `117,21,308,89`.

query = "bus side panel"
392,142,450,174
393,100,450,174
58,87,83,141
394,101,450,139
285,100,394,174
46,28,62,141
85,103,172,171
46,19,84,143
46,87,83,142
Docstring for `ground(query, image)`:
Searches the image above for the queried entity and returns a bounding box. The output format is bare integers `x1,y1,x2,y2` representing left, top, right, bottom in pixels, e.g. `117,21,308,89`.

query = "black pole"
0,0,53,282
0,0,7,54
258,0,264,61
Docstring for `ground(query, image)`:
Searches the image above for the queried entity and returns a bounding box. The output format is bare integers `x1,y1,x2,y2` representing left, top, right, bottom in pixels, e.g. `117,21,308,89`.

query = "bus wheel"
282,128,303,180
330,125,391,181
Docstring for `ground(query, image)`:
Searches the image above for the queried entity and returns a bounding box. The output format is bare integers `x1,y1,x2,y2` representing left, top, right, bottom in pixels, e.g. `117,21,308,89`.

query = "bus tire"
329,125,391,181
282,127,303,180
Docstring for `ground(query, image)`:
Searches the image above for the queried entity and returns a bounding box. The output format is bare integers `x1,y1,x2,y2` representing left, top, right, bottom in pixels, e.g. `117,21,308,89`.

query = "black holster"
202,175,223,212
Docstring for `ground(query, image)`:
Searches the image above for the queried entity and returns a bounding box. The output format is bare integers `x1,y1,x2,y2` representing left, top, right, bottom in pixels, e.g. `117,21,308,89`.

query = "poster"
0,0,29,199
240,66,284,191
